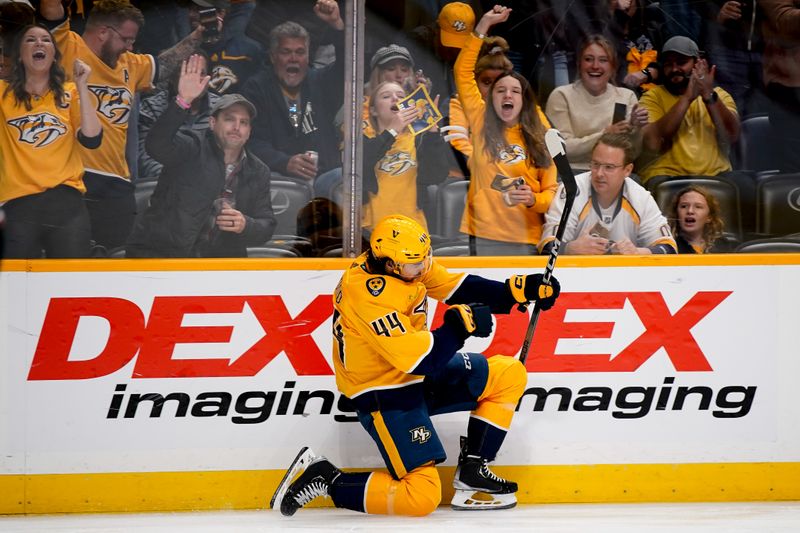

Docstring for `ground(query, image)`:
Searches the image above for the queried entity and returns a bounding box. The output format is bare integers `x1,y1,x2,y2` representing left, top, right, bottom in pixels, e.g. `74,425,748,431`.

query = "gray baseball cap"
210,93,257,119
662,36,700,58
370,44,414,71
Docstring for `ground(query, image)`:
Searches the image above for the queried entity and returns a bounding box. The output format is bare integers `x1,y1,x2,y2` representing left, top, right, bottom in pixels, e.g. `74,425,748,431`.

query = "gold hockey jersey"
0,81,86,202
52,18,155,180
332,253,466,399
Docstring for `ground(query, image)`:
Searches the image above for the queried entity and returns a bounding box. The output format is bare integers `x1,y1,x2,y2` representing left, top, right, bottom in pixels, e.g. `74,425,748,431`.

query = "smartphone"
491,175,524,192
612,102,627,124
199,7,220,41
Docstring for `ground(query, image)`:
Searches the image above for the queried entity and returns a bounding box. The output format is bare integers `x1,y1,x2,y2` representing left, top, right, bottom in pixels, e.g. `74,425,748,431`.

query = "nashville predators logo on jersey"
88,85,133,124
366,277,386,297
379,151,416,175
498,144,526,166
410,426,432,444
209,65,238,94
7,113,68,148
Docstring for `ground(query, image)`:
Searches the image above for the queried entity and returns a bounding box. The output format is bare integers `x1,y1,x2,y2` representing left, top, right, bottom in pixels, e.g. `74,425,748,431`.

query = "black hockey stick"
519,129,578,365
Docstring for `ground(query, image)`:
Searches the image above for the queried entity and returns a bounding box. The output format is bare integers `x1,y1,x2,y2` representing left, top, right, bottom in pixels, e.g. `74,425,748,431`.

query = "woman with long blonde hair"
545,34,647,172
361,81,448,231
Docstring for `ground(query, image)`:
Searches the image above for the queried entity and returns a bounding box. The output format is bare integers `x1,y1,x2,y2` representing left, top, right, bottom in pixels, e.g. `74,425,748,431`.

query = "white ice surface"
2,502,800,532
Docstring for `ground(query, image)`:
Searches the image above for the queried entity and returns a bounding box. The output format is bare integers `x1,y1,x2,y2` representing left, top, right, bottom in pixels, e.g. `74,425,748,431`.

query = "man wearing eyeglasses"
38,0,150,252
539,133,677,255
39,0,205,252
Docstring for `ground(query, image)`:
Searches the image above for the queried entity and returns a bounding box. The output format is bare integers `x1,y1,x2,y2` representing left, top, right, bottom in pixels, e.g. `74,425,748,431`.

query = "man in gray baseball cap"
127,56,276,258
369,44,414,71
661,35,700,59
638,35,742,195
210,93,258,119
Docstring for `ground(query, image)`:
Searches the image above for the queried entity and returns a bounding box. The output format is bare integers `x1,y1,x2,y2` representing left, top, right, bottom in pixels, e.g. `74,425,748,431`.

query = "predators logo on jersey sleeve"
8,113,68,148
367,277,386,297
346,265,428,337
88,85,133,124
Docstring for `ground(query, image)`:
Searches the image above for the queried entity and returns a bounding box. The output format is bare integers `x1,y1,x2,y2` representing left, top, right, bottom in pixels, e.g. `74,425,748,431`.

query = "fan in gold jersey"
0,24,102,258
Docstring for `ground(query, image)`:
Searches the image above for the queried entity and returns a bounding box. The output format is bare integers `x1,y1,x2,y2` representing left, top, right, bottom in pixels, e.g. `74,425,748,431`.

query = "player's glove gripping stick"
445,304,493,339
506,274,561,311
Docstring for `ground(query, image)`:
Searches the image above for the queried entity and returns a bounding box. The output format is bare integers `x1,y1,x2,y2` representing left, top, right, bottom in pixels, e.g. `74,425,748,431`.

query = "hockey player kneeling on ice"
271,214,561,516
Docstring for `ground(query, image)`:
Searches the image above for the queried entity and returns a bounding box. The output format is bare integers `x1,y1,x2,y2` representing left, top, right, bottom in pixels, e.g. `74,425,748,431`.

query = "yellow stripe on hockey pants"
473,356,527,429
364,463,441,516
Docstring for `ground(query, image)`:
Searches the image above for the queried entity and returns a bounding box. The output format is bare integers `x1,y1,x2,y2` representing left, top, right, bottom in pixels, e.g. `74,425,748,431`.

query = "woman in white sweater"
545,34,648,172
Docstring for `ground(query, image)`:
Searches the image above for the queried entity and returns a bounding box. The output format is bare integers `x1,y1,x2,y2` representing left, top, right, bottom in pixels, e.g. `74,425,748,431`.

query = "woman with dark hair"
669,185,731,253
545,34,647,173
0,24,102,258
447,35,513,160
454,6,557,256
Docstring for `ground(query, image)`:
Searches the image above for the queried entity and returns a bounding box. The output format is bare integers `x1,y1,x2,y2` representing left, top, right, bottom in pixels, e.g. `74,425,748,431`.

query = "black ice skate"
270,447,341,517
451,454,518,510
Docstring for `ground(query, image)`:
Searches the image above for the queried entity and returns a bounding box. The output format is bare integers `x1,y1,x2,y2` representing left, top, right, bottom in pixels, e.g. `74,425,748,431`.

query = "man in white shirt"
539,133,677,255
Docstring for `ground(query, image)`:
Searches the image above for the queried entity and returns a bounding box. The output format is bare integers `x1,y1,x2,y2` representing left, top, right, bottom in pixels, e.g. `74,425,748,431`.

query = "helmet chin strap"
385,259,403,277
385,259,420,281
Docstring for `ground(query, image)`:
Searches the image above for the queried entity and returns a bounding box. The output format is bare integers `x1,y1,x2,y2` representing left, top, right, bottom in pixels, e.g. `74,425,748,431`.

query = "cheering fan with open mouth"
452,5,557,256
0,24,102,258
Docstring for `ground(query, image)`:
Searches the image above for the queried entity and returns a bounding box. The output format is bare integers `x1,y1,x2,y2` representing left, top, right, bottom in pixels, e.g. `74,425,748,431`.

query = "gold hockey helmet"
370,215,432,279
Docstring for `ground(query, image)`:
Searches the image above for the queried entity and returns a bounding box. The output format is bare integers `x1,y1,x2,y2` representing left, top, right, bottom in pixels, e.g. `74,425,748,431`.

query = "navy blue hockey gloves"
506,274,561,311
444,304,493,338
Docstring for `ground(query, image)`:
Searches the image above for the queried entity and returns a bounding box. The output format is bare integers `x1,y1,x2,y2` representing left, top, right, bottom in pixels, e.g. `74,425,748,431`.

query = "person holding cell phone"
545,34,647,173
454,6,558,256
126,55,276,258
539,133,676,256
183,0,263,96
360,81,449,233
242,0,344,182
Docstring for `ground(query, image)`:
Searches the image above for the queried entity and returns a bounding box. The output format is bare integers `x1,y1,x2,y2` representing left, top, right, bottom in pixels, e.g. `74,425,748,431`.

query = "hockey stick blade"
519,129,578,365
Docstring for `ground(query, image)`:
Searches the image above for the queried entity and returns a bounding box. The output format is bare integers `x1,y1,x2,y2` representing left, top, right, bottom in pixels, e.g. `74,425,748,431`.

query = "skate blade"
450,489,517,511
269,446,316,511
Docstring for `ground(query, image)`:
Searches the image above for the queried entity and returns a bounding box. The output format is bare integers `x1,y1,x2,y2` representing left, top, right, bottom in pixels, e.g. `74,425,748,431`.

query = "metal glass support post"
341,0,365,257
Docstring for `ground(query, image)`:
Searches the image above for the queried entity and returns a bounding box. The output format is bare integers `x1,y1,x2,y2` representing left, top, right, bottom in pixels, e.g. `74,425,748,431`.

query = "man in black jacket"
126,55,276,258
242,0,344,181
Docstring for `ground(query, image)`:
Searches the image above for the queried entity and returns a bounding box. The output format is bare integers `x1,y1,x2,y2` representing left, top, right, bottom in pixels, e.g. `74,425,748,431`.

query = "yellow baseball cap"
437,2,475,49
